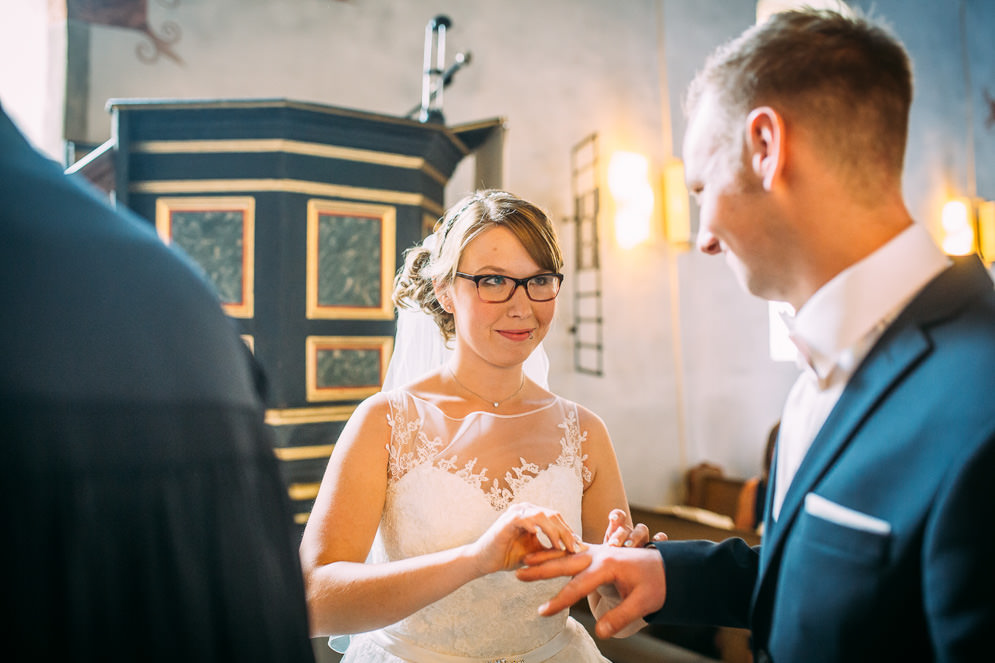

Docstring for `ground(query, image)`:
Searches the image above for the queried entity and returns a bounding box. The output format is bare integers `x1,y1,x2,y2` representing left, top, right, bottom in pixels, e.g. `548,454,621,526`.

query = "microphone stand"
408,15,471,124
405,51,471,121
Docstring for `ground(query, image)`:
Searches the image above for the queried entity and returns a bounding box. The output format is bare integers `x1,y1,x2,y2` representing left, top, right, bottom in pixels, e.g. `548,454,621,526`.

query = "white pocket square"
804,493,891,535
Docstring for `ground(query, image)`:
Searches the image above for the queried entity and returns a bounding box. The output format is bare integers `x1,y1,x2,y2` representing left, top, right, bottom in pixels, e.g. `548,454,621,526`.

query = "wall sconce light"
941,198,974,256
608,151,654,249
941,197,995,265
663,158,691,245
978,200,995,265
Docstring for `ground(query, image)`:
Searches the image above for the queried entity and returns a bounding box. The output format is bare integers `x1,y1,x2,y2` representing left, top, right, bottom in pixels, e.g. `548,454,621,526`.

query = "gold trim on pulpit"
133,179,445,217
265,405,357,426
288,482,321,501
273,444,334,461
133,139,449,186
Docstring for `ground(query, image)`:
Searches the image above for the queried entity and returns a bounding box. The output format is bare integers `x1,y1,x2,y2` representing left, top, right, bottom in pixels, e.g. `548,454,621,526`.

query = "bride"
299,190,639,662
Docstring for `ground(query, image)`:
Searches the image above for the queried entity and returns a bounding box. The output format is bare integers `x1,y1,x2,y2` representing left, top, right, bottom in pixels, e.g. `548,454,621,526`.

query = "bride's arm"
299,394,581,637
578,406,632,544
576,406,654,634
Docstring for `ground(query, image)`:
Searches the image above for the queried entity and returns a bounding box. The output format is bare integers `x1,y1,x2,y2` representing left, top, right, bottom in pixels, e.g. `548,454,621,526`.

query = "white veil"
382,302,550,390
381,233,550,391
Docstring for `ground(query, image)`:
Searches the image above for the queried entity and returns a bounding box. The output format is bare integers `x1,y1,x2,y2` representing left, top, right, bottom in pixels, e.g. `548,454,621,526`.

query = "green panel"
317,214,383,308
171,209,244,304
316,347,381,388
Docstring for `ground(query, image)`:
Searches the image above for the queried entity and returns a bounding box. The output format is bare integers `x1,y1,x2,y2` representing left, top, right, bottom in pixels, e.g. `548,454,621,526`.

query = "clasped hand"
515,509,668,639
472,506,667,639
469,502,586,575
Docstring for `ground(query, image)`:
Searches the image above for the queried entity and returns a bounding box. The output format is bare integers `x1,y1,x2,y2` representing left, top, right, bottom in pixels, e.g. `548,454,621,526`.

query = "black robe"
0,106,314,663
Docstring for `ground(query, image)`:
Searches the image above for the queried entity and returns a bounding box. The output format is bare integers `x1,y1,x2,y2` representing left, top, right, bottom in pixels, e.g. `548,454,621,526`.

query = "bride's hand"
470,502,586,574
603,509,651,547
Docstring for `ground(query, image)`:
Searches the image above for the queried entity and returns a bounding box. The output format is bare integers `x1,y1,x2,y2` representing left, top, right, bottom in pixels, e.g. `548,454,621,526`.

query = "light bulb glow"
609,151,654,248
941,199,974,256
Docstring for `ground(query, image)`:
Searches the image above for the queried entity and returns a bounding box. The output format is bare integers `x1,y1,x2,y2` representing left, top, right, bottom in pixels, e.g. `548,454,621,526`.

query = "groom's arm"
647,538,758,629
518,538,759,637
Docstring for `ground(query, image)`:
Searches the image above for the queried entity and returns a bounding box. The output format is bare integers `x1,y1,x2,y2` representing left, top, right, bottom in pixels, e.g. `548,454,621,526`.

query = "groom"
518,8,995,662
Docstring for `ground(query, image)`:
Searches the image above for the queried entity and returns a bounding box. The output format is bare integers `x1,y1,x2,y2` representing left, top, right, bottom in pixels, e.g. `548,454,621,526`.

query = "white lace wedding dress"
338,389,610,663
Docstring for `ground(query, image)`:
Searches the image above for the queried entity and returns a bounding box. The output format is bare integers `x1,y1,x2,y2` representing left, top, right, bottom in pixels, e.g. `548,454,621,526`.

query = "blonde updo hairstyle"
392,190,563,342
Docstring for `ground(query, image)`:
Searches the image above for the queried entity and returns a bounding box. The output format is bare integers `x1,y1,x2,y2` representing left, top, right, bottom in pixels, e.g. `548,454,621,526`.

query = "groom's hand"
516,543,667,638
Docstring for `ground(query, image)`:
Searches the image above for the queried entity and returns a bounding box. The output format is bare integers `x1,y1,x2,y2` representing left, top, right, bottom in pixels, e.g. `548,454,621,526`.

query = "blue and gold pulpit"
82,98,499,532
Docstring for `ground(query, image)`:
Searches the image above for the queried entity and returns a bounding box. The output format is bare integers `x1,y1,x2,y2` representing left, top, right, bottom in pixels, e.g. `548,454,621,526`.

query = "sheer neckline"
397,389,561,421
383,390,592,510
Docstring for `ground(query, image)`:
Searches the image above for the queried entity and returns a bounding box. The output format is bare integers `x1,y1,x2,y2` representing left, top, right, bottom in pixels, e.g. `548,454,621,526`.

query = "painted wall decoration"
67,0,183,64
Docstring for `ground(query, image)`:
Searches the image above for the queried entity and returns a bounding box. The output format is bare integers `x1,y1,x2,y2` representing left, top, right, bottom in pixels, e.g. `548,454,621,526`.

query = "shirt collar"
784,223,951,380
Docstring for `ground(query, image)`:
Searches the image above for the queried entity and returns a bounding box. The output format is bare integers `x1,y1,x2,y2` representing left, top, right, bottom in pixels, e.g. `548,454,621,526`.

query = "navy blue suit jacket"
651,256,995,662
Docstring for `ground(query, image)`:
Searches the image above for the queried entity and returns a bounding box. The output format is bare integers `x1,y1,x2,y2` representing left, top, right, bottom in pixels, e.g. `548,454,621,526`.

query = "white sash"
367,626,573,663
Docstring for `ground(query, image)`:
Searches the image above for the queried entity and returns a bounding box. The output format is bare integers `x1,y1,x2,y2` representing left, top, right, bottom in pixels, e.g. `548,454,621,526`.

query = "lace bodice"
343,390,605,661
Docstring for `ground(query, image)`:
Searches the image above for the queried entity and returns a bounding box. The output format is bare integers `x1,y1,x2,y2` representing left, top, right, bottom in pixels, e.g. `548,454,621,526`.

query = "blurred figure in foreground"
0,104,314,663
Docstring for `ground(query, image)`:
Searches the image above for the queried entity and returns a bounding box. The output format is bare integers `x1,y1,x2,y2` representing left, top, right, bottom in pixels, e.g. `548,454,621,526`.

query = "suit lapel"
769,322,927,550
752,256,992,618
750,320,928,619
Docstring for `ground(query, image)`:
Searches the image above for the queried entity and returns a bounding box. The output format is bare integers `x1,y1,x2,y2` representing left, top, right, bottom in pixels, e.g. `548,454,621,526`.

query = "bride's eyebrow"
469,265,545,275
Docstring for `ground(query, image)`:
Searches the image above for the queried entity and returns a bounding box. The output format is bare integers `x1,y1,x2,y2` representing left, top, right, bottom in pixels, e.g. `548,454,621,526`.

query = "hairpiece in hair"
439,190,508,242
441,196,479,240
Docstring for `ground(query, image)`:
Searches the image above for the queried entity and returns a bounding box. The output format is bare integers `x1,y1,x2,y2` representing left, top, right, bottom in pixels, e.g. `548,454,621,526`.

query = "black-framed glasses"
454,272,564,303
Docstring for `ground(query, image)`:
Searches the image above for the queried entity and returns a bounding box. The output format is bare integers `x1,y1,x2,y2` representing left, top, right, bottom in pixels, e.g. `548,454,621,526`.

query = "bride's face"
448,225,556,368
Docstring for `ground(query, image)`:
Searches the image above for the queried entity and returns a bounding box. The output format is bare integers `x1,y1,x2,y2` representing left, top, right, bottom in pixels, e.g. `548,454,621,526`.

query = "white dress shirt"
771,224,951,519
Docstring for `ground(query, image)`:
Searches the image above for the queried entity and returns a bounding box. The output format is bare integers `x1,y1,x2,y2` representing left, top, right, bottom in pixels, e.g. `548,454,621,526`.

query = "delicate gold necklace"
447,367,525,408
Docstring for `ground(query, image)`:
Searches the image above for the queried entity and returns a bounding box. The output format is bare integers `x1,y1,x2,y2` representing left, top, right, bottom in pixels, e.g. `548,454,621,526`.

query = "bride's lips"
497,329,533,342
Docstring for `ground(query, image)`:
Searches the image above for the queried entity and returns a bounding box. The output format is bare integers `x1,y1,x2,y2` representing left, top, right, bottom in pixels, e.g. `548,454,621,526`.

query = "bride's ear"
434,279,453,313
